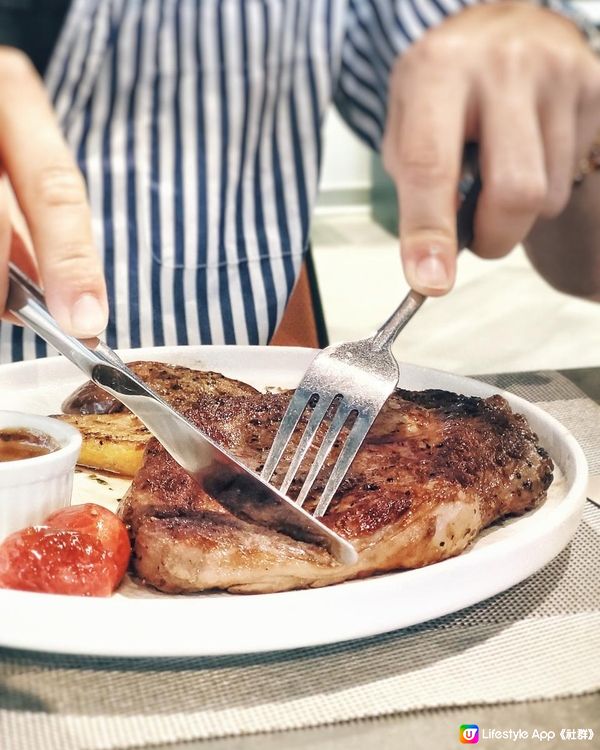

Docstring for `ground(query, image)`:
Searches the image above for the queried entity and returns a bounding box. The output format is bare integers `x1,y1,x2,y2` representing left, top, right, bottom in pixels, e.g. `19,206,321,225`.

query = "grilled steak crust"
59,362,260,476
119,379,553,594
62,361,259,415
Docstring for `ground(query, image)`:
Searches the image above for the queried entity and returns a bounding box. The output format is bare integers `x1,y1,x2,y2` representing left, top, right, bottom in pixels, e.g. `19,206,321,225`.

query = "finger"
575,58,600,164
0,175,35,326
536,50,580,218
538,91,577,218
10,229,39,280
474,80,547,259
381,87,401,181
0,181,10,316
391,56,470,295
0,231,38,328
1,173,40,285
0,49,107,337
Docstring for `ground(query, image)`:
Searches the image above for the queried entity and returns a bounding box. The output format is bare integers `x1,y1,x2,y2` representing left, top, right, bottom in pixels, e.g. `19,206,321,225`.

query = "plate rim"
0,345,589,658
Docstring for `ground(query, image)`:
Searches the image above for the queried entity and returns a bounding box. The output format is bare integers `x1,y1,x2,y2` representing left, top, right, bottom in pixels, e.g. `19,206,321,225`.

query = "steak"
117,371,554,594
59,362,260,476
62,360,260,415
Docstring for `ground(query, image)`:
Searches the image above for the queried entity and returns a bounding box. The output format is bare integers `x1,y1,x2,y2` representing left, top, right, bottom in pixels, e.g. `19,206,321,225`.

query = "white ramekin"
0,411,82,542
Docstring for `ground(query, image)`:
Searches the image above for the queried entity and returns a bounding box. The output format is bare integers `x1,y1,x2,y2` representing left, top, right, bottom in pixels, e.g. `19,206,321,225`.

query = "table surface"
557,367,600,404
144,367,600,750
147,694,600,750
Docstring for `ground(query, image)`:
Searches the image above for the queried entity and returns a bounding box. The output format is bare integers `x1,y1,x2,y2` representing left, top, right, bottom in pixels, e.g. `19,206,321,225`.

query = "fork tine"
313,412,375,517
261,388,312,482
279,392,337,496
295,402,353,508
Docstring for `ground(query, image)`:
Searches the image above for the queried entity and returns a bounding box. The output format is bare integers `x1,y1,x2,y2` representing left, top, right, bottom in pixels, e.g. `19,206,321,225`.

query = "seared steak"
59,362,261,476
62,360,259,415
117,373,553,594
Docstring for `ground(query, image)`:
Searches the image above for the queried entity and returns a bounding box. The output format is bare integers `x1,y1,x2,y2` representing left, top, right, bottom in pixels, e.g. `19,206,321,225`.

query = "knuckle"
551,49,578,80
473,241,512,261
390,53,405,85
541,185,571,219
50,244,101,284
427,33,464,63
516,179,547,211
405,36,437,68
501,37,529,65
400,148,454,188
582,67,600,105
34,165,88,209
0,46,36,81
488,37,529,77
486,171,547,213
395,41,422,75
395,36,439,81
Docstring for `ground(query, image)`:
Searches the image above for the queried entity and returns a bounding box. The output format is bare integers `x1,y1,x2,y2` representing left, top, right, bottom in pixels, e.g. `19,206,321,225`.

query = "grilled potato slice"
56,412,149,477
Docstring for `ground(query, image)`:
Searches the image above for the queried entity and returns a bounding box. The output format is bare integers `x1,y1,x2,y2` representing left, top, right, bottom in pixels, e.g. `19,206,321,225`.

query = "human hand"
0,48,107,336
382,1,600,295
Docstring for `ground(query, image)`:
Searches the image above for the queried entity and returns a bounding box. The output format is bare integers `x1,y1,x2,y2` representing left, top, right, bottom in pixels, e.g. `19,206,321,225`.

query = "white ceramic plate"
0,346,588,657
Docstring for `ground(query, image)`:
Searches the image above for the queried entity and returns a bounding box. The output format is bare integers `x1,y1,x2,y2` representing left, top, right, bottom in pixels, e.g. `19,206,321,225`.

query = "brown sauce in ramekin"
0,429,59,462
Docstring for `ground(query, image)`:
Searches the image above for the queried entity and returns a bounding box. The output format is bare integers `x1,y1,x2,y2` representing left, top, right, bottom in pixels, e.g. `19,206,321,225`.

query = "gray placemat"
1,371,599,750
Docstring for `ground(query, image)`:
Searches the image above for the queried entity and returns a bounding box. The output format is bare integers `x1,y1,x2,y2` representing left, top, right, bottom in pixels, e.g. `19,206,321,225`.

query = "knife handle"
457,142,481,251
7,264,107,376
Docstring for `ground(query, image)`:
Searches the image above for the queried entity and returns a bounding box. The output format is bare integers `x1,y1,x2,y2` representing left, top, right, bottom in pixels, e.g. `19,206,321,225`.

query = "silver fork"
262,158,481,517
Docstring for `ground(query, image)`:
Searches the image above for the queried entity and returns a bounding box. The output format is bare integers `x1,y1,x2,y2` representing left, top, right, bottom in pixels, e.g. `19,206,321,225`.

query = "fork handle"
371,161,481,353
371,289,426,352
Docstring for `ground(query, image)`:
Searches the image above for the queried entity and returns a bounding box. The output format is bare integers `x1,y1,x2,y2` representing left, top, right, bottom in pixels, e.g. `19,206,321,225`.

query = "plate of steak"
0,346,588,657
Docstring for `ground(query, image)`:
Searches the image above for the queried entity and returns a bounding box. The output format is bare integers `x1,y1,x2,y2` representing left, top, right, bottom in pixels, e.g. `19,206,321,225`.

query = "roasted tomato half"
46,503,131,580
0,504,131,596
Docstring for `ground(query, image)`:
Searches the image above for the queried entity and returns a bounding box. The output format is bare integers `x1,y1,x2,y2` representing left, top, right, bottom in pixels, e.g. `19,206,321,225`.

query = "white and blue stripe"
1,0,476,362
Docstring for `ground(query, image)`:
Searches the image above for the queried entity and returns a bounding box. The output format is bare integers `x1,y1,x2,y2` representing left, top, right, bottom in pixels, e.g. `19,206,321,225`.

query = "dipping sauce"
0,429,59,462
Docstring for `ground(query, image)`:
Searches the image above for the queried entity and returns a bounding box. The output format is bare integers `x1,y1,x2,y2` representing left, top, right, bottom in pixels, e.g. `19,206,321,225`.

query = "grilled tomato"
0,504,130,596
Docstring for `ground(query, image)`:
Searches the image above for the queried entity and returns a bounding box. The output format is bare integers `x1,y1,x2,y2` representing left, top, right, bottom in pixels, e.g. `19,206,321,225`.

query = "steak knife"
6,264,358,565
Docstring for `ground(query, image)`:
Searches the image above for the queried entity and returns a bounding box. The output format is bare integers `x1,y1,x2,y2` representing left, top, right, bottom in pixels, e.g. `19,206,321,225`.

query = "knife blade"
6,264,358,565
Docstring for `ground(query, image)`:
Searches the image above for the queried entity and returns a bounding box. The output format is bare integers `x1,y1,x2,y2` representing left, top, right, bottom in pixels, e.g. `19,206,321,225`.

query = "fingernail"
70,294,107,337
413,255,450,291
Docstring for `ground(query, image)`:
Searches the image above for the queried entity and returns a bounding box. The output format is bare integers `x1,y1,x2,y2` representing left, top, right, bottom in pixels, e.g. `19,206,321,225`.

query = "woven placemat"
1,371,599,750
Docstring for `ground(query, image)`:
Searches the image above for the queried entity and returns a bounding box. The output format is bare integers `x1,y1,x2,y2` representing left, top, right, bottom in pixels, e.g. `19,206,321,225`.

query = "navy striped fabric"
0,0,475,361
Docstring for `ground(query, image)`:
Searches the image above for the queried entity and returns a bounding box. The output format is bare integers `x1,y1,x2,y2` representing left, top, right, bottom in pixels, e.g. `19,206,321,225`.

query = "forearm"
524,173,600,301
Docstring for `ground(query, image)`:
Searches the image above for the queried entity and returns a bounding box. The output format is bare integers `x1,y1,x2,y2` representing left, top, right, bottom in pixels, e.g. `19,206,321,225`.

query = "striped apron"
0,0,468,362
